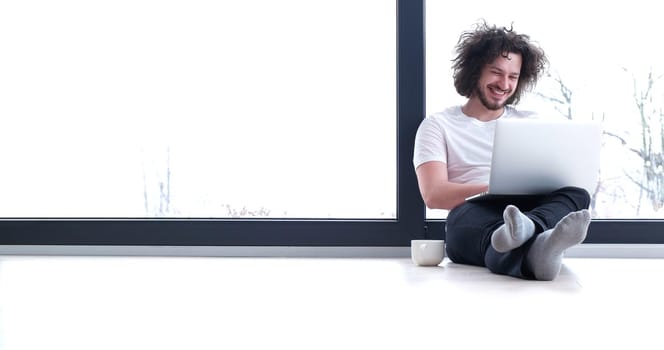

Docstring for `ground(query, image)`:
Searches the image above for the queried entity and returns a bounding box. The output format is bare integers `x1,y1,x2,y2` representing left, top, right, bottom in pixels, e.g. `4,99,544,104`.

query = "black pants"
445,186,591,280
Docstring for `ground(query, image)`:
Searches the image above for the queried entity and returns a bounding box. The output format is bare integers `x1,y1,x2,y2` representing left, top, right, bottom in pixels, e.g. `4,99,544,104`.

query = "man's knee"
444,224,485,267
556,186,591,209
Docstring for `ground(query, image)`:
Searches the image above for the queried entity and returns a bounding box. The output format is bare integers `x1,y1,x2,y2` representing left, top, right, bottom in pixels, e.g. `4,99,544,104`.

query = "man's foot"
491,205,536,252
526,209,591,281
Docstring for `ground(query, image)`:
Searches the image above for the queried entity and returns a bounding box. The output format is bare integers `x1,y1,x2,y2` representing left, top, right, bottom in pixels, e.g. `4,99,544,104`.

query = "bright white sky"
0,0,396,218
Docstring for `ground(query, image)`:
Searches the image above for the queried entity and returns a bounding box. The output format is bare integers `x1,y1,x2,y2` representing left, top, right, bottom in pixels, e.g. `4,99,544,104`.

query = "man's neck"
461,99,504,122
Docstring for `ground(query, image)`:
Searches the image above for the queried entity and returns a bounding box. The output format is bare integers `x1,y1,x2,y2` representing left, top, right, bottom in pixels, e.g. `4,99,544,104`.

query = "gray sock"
527,209,591,281
491,205,536,253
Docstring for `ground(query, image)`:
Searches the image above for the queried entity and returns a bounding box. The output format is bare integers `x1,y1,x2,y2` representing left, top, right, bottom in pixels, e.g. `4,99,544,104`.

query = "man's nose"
497,75,510,90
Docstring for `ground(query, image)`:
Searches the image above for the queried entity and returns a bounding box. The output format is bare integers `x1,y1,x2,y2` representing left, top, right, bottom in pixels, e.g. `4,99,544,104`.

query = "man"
413,21,591,280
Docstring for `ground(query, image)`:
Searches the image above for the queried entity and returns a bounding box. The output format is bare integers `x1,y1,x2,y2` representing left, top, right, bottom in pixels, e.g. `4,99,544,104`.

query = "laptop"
466,118,602,201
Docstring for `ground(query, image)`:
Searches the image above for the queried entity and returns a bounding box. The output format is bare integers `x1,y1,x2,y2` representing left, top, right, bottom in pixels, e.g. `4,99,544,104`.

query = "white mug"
411,239,445,266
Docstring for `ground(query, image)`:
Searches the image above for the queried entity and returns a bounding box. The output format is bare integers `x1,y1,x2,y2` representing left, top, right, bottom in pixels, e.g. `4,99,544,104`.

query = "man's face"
475,52,522,110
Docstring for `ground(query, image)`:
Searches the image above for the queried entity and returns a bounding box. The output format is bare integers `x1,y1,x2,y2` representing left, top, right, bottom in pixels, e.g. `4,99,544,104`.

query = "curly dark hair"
452,21,548,105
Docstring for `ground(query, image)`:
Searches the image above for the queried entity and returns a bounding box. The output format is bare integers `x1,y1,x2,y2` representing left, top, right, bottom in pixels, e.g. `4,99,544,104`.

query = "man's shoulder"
426,106,465,124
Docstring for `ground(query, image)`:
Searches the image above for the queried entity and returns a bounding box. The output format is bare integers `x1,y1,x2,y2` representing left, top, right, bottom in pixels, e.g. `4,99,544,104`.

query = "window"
0,1,661,247
424,1,663,242
0,0,395,220
426,1,664,220
0,0,424,246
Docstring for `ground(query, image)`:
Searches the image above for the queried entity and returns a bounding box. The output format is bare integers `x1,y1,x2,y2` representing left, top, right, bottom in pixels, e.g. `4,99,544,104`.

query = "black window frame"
0,0,661,247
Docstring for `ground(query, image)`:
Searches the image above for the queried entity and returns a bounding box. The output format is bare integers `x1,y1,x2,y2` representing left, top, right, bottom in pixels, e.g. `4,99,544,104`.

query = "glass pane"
0,0,396,218
426,1,664,219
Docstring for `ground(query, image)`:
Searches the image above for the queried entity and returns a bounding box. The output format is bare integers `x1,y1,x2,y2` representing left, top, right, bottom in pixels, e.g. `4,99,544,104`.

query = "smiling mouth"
489,86,508,95
488,86,510,98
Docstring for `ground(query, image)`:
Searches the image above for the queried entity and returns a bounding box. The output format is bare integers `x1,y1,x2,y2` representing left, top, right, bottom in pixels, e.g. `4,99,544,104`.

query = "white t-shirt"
413,105,534,184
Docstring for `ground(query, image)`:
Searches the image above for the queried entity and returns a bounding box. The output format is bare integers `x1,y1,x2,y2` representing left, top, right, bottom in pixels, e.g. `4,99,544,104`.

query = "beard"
476,85,510,111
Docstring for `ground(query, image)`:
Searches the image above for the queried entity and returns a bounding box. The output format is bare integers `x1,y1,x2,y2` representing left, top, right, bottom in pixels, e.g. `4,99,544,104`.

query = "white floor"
0,255,662,350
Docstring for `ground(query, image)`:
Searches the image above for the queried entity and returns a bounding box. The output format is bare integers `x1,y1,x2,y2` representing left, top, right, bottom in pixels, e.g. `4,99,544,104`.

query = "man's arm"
415,161,488,210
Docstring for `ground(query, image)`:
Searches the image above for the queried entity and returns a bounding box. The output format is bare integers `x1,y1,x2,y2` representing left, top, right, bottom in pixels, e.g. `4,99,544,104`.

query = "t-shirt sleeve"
413,117,447,170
